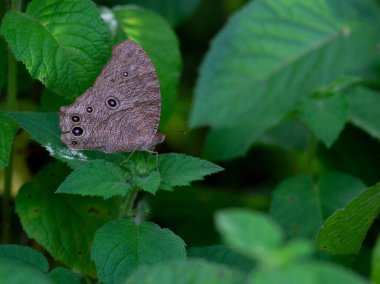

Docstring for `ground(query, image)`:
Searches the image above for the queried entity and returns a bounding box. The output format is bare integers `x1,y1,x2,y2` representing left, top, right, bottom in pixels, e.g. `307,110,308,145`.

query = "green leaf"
157,153,224,191
106,0,200,27
0,258,53,284
125,259,245,284
299,93,347,147
0,244,48,272
248,262,366,284
57,160,131,199
7,112,126,169
1,0,110,98
270,173,365,239
215,209,282,259
317,183,380,255
111,5,182,127
16,162,119,276
0,113,17,171
190,0,379,160
188,245,255,272
49,268,79,284
372,234,380,283
347,87,380,140
91,219,186,284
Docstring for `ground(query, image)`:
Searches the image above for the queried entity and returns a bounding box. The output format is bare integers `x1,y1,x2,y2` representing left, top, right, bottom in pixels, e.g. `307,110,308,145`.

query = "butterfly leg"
121,145,140,167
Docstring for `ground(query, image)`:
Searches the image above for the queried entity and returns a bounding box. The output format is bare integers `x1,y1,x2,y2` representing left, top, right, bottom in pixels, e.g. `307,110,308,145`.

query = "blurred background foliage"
0,0,380,271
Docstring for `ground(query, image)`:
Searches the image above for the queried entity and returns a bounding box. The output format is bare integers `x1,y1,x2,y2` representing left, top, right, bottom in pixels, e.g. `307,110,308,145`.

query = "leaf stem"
305,130,318,176
1,0,20,243
118,187,139,219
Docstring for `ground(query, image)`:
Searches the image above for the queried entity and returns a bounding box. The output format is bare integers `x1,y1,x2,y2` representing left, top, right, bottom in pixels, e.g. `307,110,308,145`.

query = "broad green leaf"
91,219,186,284
320,75,361,93
49,268,79,284
317,183,380,255
248,262,366,284
190,0,379,160
215,209,282,259
111,5,182,127
0,244,48,272
299,93,347,147
107,0,200,26
0,258,53,284
188,245,255,272
57,160,131,199
125,259,245,284
16,162,119,276
157,153,224,191
1,0,110,98
347,87,380,140
7,112,126,169
372,234,380,283
0,113,17,171
7,112,87,168
270,173,365,239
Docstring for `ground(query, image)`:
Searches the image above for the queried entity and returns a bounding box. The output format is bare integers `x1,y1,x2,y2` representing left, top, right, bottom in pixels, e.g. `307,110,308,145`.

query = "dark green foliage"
1,0,380,283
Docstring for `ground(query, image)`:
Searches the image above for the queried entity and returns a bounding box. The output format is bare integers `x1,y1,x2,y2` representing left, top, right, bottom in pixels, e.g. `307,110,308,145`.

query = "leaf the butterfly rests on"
59,40,165,153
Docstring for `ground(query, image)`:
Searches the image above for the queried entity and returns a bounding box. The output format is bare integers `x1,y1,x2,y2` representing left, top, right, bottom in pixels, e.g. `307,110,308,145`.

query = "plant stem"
305,131,317,176
1,0,20,243
118,188,139,219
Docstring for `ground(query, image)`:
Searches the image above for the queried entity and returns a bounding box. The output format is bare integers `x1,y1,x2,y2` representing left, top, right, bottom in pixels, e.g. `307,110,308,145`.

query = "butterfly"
59,40,165,153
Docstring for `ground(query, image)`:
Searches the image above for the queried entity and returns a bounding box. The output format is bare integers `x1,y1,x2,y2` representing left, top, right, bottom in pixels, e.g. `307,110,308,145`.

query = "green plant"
1,0,380,283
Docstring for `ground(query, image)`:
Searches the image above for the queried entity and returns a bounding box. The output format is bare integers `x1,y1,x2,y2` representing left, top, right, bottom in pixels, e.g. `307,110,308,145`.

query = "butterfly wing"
59,40,162,152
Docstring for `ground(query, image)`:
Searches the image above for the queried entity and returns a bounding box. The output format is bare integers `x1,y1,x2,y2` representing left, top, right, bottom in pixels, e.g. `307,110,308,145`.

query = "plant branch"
304,130,318,176
118,187,139,219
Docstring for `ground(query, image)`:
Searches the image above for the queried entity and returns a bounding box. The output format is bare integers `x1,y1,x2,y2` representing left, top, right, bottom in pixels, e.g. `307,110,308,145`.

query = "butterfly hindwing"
59,40,163,152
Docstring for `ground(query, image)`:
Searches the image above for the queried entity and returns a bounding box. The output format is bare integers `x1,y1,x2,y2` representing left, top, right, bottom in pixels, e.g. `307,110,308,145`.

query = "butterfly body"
59,40,164,152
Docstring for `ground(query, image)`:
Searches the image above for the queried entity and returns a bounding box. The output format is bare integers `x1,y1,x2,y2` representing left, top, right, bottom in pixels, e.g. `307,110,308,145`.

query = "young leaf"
347,87,380,140
1,0,110,98
215,209,282,259
0,259,53,284
125,259,245,284
298,93,347,147
317,183,380,255
270,173,366,239
91,219,186,284
57,160,131,199
188,245,255,272
0,113,17,171
133,171,161,194
49,268,79,284
190,0,379,160
157,153,224,191
0,244,48,272
111,5,182,127
16,162,119,276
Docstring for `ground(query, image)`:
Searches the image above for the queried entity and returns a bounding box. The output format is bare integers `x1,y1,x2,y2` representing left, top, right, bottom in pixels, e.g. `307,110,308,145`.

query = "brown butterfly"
59,40,165,153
